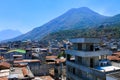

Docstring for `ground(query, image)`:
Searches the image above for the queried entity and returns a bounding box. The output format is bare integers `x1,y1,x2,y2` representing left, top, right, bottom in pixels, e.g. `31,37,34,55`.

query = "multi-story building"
66,38,120,80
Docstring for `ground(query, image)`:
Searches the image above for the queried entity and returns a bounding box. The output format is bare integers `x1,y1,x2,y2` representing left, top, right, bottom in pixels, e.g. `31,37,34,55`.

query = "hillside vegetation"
42,25,120,42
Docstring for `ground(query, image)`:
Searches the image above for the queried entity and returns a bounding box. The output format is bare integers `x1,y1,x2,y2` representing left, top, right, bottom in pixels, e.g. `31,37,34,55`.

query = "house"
46,56,57,63
108,51,120,62
0,62,10,69
2,49,32,60
3,49,26,60
14,59,41,76
0,48,7,54
45,56,66,79
8,66,34,80
25,48,32,59
0,60,34,80
0,62,10,80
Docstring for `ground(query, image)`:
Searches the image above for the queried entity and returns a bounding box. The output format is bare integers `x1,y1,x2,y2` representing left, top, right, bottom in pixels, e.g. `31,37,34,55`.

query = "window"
77,56,82,64
78,43,82,50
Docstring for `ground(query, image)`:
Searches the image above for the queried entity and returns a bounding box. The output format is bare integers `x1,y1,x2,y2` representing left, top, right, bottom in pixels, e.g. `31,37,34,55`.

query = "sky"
0,0,120,33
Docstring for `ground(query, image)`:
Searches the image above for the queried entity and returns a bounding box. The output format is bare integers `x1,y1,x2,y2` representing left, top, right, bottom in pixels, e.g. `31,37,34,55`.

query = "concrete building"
65,38,120,80
14,59,41,76
0,61,34,80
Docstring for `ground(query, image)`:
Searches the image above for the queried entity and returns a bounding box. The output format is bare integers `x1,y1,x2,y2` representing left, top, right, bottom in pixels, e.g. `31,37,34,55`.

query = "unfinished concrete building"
66,38,120,80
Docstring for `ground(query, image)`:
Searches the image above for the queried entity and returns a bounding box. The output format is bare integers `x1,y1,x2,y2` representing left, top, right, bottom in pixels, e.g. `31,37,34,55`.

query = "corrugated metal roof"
8,74,18,78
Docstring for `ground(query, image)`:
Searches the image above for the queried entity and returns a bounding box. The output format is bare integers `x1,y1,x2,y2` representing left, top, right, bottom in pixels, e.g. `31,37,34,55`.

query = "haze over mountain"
103,14,120,25
5,7,120,42
0,29,22,41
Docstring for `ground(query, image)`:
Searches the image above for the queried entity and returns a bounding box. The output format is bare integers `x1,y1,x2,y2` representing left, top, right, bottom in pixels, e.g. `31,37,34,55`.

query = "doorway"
90,58,94,68
90,45,93,51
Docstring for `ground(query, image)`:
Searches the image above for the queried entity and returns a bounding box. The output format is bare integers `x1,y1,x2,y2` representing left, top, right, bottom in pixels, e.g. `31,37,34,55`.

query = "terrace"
95,66,120,73
8,67,34,79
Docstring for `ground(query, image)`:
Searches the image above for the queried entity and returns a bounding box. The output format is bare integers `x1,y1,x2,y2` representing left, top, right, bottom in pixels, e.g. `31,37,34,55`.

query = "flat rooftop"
95,66,120,72
9,67,24,79
0,69,10,77
34,76,54,80
0,77,8,80
70,38,100,43
8,67,34,79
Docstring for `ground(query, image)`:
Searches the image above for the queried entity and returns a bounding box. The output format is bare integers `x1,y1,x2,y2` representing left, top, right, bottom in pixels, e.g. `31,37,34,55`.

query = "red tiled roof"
107,56,120,61
107,51,120,61
46,56,57,59
13,63,27,67
0,62,10,69
39,76,54,80
55,59,66,64
0,56,4,60
113,52,120,56
0,77,8,80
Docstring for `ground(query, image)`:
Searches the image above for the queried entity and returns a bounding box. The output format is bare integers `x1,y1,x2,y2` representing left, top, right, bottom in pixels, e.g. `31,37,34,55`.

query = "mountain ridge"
0,29,22,41
4,7,120,42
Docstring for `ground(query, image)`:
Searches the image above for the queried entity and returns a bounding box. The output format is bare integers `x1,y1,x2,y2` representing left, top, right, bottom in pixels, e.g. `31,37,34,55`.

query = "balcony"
67,72,83,80
67,72,95,80
66,60,106,78
65,49,112,57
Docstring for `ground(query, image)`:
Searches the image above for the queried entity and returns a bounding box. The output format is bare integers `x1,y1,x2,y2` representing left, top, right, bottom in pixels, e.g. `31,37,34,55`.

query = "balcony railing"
67,72,95,80
66,49,112,57
66,60,106,78
67,72,83,80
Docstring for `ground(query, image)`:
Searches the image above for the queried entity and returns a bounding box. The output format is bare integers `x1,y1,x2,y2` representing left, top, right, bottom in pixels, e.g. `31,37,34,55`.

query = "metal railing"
66,49,112,57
